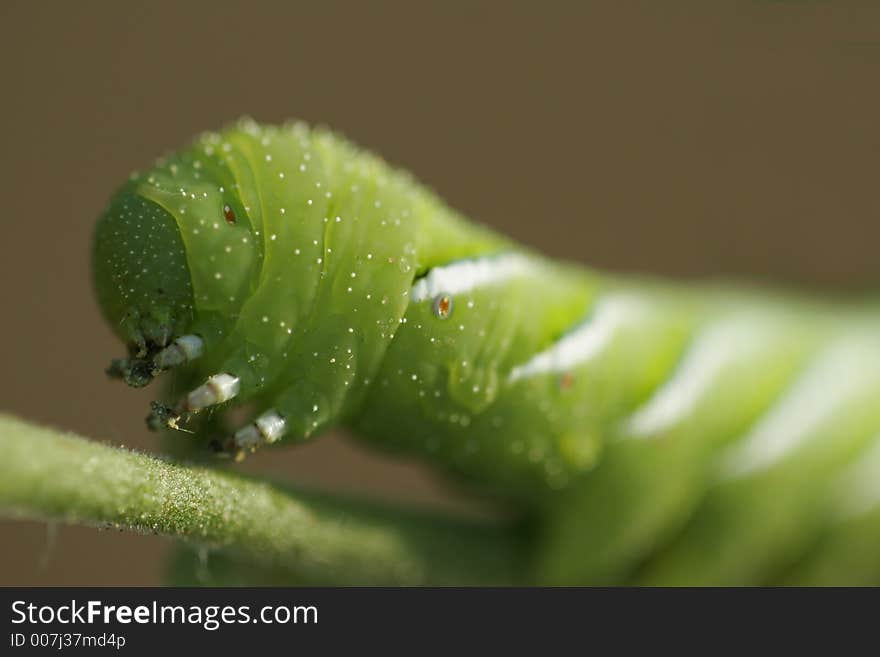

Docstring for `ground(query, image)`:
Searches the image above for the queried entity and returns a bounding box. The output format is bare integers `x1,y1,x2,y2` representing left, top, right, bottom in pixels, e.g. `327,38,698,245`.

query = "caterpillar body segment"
637,332,880,586
92,119,880,584
781,436,880,585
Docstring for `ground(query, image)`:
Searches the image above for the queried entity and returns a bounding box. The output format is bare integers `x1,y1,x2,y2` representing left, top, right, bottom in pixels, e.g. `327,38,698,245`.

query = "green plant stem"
0,413,523,585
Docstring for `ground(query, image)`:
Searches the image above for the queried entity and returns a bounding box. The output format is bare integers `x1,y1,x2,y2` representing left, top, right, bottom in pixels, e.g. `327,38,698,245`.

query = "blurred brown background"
1,1,878,584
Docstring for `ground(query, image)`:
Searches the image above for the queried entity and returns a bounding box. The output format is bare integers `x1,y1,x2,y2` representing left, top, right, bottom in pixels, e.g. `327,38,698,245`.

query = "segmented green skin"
92,119,880,585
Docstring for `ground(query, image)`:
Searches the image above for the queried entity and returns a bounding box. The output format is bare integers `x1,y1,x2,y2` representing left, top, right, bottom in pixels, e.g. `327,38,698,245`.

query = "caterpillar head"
91,119,443,456
92,138,257,389
94,121,504,455
92,185,197,386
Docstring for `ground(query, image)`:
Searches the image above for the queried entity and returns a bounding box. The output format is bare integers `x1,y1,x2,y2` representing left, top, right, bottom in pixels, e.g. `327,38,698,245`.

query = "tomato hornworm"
92,119,880,584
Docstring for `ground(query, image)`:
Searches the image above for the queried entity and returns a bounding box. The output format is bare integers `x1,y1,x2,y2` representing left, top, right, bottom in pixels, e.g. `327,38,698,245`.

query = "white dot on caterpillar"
214,272,222,280
294,249,301,255
307,199,313,205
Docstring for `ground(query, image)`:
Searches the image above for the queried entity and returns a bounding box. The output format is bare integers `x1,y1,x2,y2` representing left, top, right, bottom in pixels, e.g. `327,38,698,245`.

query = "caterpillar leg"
217,370,351,459
152,334,205,371
224,409,287,459
106,334,204,388
146,372,241,432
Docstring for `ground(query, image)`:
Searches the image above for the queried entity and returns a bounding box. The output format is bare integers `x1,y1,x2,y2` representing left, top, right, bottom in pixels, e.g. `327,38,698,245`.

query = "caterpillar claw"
145,401,192,433
106,357,155,388
146,401,176,431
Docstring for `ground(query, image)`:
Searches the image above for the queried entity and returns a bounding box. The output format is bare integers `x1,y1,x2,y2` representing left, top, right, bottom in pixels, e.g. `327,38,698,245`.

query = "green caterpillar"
92,118,880,585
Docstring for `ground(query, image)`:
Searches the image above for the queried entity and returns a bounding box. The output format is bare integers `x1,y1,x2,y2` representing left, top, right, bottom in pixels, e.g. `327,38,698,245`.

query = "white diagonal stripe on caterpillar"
410,253,531,303
507,295,646,383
